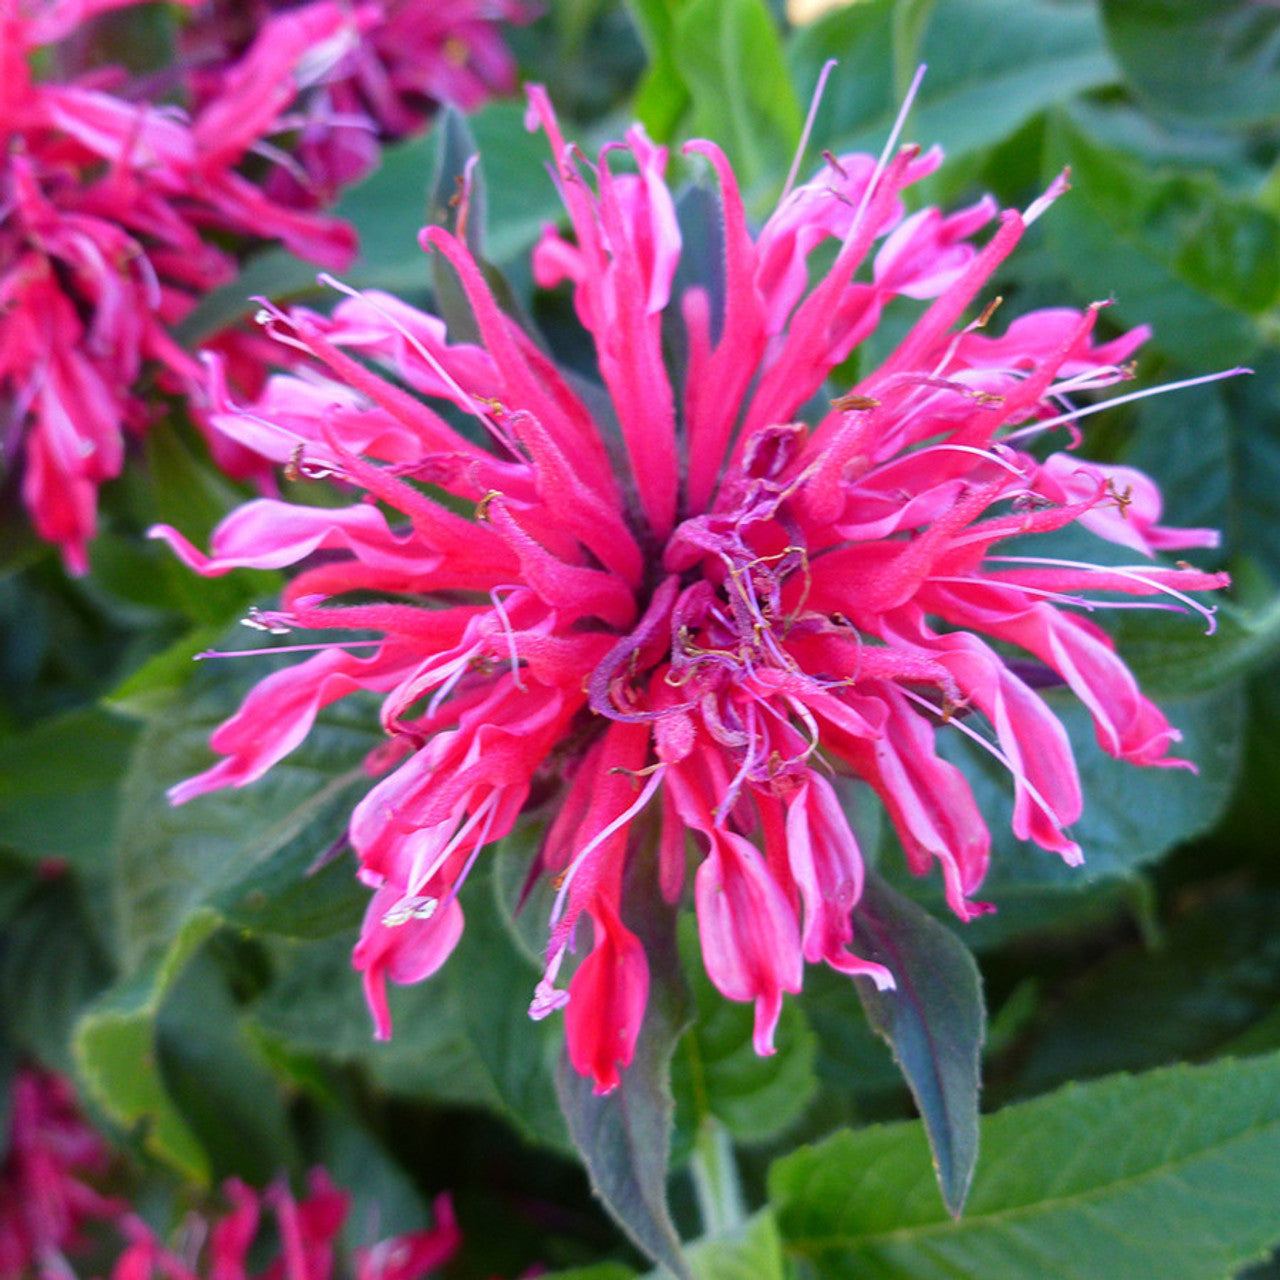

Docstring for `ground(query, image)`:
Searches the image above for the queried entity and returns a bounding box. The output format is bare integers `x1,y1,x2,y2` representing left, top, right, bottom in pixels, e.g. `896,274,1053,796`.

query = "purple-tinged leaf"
849,868,984,1217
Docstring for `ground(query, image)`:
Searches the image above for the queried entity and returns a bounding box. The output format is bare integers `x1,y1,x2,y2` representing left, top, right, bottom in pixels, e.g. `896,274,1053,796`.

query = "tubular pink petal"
167,647,403,804
695,833,803,1056
354,886,465,1040
149,500,422,575
565,897,650,1095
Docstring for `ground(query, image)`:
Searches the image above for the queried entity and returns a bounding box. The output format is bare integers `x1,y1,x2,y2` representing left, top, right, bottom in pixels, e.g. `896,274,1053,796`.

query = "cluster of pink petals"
0,0,356,573
109,1173,459,1280
0,1067,460,1280
184,0,533,208
0,1068,122,1280
155,88,1229,1095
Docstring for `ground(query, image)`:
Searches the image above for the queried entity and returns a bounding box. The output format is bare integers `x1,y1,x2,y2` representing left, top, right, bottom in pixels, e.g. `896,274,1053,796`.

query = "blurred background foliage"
5,1,1280,1277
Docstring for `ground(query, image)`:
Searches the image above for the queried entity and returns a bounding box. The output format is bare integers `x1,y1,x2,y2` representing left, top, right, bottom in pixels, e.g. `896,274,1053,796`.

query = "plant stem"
691,1116,746,1237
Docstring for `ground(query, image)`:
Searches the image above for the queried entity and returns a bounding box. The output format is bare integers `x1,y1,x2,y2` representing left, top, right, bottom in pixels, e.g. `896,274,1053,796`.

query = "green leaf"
1221,354,1280,583
672,916,818,1152
541,1266,637,1280
888,683,1245,952
770,1051,1280,1279
154,945,297,1184
672,0,802,205
1118,366,1232,572
542,1214,787,1280
1114,596,1280,699
1217,658,1280,858
847,871,983,1218
145,424,277,624
626,0,693,141
176,102,562,343
251,865,567,1151
787,1,893,160
800,961,910,1120
1009,886,1280,1098
555,852,692,1280
952,684,1242,892
891,0,938,101
0,877,113,1074
802,0,1115,162
112,654,378,969
105,625,227,718
1101,0,1280,128
73,912,220,1182
1042,109,1280,366
677,1211,786,1280
0,706,138,870
427,107,486,345
308,1111,435,1242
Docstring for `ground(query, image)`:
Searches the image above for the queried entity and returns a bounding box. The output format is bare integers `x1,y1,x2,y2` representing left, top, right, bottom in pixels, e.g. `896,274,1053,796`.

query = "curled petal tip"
528,980,569,1021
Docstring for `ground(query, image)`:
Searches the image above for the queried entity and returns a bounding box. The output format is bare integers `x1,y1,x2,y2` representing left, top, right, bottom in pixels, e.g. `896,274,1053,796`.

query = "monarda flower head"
0,1067,123,1280
0,0,356,573
154,86,1231,1095
183,0,534,208
109,1174,459,1280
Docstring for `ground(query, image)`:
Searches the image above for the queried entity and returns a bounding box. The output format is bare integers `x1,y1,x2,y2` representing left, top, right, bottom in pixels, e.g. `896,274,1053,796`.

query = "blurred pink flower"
0,0,355,572
110,1174,460,1280
183,0,534,208
155,89,1229,1094
0,1067,122,1280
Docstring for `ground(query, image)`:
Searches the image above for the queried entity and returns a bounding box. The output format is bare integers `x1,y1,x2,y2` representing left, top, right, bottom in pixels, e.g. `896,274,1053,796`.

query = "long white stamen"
436,794,502,914
841,63,927,254
410,790,500,897
548,765,668,930
926,572,1190,617
489,586,527,692
986,553,1219,633
783,58,838,201
195,639,383,659
1001,367,1250,445
862,442,1028,482
316,272,521,456
925,576,1093,610
898,685,1079,863
426,649,478,717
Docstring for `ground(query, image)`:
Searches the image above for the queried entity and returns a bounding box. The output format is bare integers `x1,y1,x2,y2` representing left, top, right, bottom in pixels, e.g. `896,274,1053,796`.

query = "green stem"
691,1116,747,1238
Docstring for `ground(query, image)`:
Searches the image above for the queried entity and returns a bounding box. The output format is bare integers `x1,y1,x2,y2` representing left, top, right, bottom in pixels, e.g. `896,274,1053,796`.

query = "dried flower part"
0,0,355,572
156,88,1229,1094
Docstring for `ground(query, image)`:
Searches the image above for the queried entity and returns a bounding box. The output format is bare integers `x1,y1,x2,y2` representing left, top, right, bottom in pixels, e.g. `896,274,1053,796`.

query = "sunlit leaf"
798,0,1115,161
673,0,802,205
771,1051,1280,1279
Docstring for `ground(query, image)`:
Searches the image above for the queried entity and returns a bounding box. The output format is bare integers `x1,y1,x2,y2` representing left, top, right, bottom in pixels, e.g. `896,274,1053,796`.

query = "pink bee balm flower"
0,1068,123,1280
184,0,534,208
110,1173,460,1280
0,0,356,572
154,87,1230,1095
